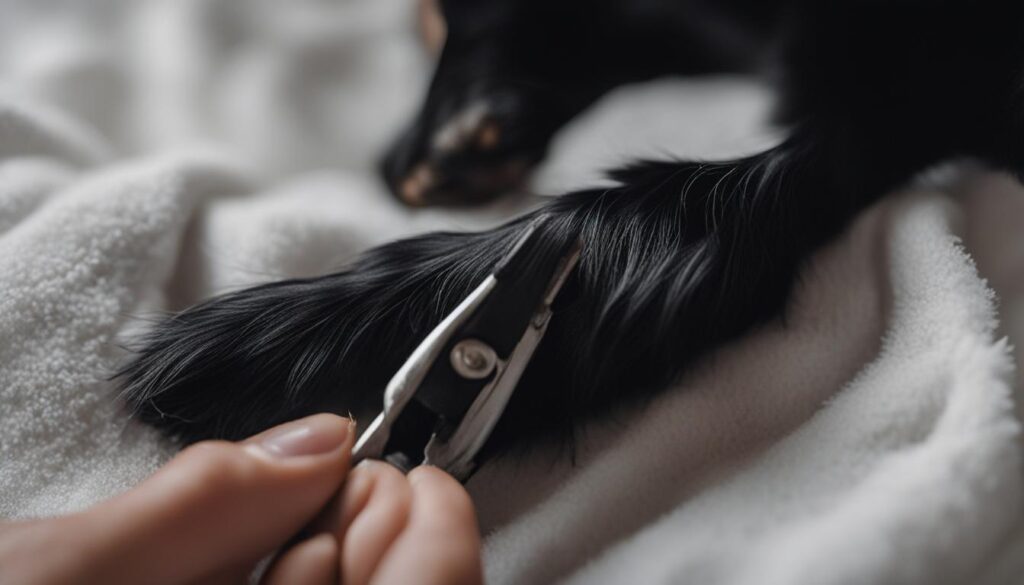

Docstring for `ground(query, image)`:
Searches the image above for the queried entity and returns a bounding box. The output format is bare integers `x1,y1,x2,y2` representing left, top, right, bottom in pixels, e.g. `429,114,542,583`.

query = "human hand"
0,414,483,585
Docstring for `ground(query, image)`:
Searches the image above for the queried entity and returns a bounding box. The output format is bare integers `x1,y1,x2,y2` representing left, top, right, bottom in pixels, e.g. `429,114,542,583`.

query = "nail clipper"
352,224,581,482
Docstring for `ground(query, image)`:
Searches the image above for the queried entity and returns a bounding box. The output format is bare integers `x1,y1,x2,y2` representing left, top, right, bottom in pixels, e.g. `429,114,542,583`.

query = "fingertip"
407,466,477,525
406,464,458,486
262,533,338,585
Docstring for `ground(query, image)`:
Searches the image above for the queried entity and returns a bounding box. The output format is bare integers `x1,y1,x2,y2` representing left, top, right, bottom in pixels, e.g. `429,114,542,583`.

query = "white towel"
1,1,1022,583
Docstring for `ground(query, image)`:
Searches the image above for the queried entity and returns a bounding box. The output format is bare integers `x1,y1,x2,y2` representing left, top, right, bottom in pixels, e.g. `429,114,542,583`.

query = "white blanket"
1,1,1023,583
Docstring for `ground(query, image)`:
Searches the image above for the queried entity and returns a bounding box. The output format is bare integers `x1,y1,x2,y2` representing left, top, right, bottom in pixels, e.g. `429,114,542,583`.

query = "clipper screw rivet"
450,339,497,379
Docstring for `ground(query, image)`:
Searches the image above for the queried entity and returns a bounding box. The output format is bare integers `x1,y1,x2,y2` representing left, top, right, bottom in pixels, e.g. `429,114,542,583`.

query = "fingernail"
254,415,352,458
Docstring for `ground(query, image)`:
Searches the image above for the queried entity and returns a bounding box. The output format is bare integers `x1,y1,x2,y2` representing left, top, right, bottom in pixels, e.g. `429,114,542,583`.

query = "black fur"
120,0,1024,461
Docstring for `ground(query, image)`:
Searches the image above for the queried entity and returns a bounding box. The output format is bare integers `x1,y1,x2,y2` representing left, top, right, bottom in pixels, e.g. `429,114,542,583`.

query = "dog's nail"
401,176,426,205
477,122,500,150
400,164,436,206
414,164,436,186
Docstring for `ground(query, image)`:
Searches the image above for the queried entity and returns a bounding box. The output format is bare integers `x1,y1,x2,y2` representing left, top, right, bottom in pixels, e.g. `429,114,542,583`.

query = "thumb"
60,413,354,585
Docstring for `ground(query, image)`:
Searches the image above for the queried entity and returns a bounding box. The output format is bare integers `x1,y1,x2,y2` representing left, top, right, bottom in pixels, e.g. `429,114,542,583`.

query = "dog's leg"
119,125,924,453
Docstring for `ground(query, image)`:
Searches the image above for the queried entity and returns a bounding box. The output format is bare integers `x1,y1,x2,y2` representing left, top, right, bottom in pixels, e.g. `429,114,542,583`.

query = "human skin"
0,414,483,585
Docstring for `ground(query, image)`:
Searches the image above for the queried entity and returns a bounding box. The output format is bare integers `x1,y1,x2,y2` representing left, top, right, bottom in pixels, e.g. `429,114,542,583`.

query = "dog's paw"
382,89,551,207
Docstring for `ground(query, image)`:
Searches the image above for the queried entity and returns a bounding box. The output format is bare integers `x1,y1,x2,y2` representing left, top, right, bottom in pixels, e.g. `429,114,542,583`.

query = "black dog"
120,0,1024,462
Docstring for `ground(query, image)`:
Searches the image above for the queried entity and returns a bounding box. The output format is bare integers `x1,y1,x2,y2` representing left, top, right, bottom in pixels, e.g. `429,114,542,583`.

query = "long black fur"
120,0,1024,460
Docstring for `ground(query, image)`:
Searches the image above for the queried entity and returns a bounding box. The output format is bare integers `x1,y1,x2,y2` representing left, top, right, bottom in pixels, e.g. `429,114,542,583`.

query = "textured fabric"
0,1,1022,583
